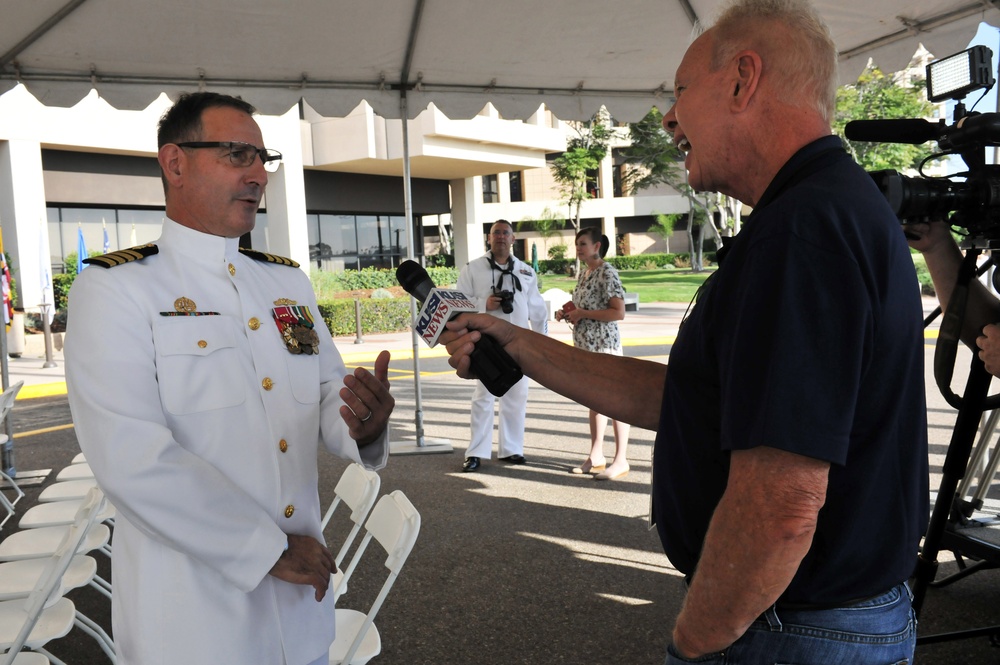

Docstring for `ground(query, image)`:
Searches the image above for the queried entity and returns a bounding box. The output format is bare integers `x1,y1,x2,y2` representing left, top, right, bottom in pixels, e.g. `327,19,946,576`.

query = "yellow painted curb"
18,383,68,399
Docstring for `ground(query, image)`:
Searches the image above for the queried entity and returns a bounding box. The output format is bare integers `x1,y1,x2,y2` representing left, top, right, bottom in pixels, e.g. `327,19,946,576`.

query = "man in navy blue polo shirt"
440,0,927,662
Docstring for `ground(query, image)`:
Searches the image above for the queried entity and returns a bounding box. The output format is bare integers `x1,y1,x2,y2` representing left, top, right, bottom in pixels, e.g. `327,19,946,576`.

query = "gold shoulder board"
83,244,159,269
238,247,300,268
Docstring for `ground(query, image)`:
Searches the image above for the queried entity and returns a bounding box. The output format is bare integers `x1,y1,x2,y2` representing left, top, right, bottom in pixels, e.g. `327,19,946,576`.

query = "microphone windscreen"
844,119,940,144
396,260,435,303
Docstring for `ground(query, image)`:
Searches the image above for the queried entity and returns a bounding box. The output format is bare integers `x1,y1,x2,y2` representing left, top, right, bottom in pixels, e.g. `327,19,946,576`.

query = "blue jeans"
665,583,916,665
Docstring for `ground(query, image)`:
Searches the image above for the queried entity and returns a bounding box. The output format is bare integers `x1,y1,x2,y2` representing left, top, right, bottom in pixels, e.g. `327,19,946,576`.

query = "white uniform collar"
160,217,242,268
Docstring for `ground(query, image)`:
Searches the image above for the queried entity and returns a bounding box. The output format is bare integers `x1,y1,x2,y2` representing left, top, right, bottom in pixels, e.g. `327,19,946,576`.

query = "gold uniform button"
248,317,260,331
262,377,273,391
279,439,288,453
228,263,236,276
197,340,208,349
284,505,295,518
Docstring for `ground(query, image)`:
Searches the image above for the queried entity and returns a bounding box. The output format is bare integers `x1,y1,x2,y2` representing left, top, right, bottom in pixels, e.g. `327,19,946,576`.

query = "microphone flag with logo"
396,260,523,397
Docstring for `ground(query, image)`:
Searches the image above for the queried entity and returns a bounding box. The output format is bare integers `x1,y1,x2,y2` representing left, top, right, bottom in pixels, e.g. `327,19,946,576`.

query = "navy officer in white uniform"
65,92,394,665
455,219,547,472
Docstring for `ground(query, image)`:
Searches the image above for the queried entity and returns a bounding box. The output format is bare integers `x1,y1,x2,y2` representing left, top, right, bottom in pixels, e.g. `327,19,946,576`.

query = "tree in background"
834,63,935,172
619,107,687,195
519,206,567,241
621,107,728,271
649,213,680,253
550,109,612,274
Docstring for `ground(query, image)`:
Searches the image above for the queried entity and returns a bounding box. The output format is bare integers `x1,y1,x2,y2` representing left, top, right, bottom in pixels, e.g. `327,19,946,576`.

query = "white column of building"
451,175,486,269
0,139,49,309
599,154,617,257
255,108,309,271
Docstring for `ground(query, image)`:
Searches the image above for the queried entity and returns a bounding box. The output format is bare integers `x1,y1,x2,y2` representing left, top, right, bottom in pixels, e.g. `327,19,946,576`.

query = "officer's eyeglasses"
176,141,283,172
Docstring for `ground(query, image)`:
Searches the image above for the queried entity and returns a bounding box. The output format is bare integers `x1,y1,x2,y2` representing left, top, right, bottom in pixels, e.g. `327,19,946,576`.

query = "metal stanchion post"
39,303,57,368
354,298,364,345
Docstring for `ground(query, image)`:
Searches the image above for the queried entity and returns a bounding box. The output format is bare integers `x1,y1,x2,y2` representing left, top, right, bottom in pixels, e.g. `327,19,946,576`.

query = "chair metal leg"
74,611,117,663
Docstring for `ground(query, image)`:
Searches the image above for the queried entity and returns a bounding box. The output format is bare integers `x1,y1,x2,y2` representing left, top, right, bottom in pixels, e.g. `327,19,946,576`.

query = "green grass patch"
541,268,715,303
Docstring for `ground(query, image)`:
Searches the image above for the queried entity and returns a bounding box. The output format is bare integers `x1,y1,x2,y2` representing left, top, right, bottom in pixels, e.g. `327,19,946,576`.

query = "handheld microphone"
396,260,524,397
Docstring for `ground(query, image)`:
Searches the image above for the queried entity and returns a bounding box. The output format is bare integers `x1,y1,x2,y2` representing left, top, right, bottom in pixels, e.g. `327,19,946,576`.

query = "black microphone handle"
467,331,524,397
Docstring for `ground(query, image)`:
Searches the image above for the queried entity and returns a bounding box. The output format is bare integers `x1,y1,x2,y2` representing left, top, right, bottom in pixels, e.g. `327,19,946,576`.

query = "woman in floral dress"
555,228,630,480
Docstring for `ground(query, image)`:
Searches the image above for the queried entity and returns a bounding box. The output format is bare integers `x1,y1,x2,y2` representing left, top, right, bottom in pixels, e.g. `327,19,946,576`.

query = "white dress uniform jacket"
456,253,547,458
65,219,388,665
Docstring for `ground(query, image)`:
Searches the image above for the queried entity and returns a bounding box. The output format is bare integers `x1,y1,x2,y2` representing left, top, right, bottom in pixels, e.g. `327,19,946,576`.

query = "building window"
586,169,600,198
308,213,420,271
46,206,165,273
483,174,499,203
509,171,524,202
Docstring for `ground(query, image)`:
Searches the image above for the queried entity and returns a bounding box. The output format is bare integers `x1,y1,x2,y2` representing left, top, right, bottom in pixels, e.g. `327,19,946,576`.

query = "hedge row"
318,299,413,337
310,266,458,295
538,252,717,274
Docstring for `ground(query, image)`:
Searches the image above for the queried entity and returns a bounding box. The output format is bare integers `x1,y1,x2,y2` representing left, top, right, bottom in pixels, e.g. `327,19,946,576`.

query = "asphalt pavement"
3,299,1000,663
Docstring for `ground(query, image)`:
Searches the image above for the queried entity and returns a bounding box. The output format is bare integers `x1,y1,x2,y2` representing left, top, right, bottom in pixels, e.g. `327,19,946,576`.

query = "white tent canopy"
2,0,1000,121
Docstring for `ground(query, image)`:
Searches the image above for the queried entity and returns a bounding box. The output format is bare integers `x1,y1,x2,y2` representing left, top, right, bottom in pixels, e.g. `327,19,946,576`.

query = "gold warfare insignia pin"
273,298,297,306
159,296,219,317
174,297,197,313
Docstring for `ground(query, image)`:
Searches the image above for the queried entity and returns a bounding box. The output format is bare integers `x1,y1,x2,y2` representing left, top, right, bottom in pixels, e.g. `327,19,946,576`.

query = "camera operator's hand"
904,219,954,255
977,324,1000,377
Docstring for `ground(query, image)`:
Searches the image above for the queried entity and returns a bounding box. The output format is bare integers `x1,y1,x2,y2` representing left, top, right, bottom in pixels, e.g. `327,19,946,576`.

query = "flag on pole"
102,219,110,254
0,228,12,328
77,225,88,274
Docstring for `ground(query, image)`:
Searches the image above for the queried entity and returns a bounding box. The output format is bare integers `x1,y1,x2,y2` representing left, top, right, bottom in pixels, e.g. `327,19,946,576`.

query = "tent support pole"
390,89,452,456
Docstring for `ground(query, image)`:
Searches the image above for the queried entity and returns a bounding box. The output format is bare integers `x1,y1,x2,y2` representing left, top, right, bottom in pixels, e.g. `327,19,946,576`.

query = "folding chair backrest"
0,382,25,522
0,485,13,531
0,382,23,423
322,464,380,567
1,487,104,665
0,471,25,530
337,490,420,665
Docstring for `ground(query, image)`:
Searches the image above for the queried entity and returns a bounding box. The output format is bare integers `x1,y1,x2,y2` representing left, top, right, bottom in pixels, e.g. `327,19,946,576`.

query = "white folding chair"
53,464,93,483
0,494,114,602
37,480,99,504
0,382,26,524
0,488,104,665
0,521,110,563
69,454,86,466
322,464,380,601
0,475,19,531
328,490,420,665
18,500,115,531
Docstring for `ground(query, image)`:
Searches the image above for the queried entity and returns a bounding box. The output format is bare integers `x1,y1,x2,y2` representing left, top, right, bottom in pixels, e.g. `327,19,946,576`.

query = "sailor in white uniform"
455,220,547,472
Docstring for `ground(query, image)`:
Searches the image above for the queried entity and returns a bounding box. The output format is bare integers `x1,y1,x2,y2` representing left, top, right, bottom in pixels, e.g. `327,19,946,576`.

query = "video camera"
845,45,1000,244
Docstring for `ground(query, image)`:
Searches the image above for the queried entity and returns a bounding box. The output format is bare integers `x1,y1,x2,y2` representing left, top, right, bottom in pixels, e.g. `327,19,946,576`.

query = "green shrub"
548,244,568,260
310,266,458,300
538,258,572,274
318,298,413,336
53,273,73,310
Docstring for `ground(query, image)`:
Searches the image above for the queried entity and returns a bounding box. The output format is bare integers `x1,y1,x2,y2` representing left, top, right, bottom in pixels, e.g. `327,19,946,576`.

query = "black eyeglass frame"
175,141,283,172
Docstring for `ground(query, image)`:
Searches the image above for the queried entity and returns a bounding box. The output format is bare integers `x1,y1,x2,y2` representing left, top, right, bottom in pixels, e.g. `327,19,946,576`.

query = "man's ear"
158,144,184,188
731,51,762,112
